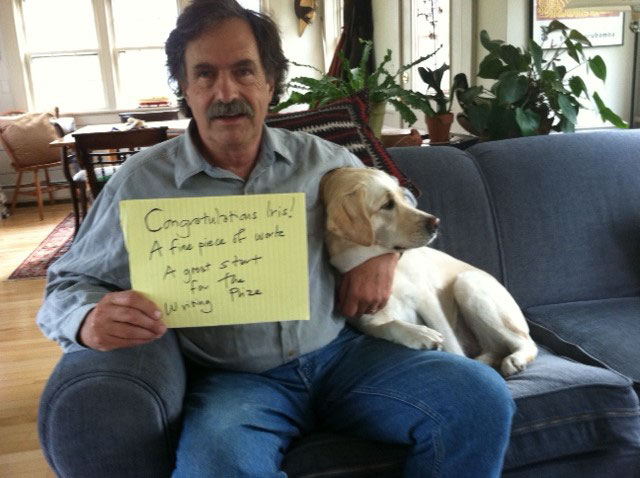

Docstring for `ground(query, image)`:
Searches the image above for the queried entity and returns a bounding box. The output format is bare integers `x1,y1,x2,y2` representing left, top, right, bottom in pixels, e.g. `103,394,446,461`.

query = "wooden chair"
0,111,68,220
73,127,169,201
51,117,88,236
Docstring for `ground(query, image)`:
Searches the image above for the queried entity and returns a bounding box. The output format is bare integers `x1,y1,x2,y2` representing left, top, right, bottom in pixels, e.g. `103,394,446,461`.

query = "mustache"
207,100,254,119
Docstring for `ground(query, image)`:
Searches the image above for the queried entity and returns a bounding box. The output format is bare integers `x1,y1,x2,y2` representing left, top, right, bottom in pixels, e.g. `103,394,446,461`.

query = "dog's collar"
330,245,394,272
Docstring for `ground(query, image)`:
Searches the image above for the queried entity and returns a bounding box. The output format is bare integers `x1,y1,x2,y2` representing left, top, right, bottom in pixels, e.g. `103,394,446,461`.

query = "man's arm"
37,183,167,352
337,252,400,317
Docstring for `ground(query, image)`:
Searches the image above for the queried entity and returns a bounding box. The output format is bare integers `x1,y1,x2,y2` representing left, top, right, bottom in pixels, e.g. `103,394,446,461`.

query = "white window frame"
321,0,345,71
12,0,187,114
400,0,473,124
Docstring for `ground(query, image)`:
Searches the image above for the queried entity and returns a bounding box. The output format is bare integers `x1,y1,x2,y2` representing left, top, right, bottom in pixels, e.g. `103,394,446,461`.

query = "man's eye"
381,199,395,210
236,68,254,77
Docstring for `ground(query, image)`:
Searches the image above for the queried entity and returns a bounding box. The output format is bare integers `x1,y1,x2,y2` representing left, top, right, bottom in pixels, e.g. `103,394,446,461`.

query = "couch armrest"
38,330,186,478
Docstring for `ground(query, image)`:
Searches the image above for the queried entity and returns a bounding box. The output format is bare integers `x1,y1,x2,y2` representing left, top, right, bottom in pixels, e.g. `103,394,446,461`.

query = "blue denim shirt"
37,122,363,372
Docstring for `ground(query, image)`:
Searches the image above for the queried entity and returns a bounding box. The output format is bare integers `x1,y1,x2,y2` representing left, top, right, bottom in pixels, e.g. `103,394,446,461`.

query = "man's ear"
267,76,275,97
326,188,375,246
180,81,190,104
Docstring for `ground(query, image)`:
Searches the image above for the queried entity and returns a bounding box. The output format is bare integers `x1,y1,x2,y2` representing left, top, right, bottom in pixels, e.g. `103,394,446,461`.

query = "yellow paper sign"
119,193,309,328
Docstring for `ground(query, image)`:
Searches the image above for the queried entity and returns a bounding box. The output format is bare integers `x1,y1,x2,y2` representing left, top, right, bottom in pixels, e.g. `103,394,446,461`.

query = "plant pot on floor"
425,113,454,144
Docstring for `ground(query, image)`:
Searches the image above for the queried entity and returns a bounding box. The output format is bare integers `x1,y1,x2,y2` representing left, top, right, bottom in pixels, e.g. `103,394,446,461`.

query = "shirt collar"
174,120,293,188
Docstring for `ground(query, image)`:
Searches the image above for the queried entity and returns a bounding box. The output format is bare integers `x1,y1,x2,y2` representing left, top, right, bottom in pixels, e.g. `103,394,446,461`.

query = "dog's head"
319,167,439,251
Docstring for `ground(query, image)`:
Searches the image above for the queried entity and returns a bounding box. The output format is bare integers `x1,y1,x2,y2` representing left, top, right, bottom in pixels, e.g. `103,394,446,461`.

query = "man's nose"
215,71,240,102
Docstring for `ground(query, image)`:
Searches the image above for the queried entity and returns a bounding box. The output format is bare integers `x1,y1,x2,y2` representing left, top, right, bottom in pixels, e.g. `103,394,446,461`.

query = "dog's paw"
500,355,527,377
474,352,502,369
397,324,444,351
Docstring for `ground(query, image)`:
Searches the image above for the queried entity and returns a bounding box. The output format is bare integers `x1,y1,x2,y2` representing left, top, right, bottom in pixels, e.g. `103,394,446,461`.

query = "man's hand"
338,253,400,318
78,290,167,351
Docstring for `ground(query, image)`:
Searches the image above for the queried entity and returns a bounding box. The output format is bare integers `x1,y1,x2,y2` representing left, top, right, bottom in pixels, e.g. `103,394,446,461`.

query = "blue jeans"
173,326,515,477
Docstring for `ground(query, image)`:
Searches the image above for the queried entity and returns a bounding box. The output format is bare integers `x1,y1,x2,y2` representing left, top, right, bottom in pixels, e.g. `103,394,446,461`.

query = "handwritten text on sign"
119,193,309,328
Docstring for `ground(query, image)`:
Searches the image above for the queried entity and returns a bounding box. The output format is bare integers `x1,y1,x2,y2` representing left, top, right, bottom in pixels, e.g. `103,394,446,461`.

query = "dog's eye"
381,199,395,210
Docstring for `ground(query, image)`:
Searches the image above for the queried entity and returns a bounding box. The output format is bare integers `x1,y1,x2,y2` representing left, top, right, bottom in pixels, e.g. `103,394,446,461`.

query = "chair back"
73,127,168,197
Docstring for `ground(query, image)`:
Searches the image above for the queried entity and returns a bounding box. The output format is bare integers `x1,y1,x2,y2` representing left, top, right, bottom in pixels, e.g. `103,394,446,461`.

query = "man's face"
180,18,274,157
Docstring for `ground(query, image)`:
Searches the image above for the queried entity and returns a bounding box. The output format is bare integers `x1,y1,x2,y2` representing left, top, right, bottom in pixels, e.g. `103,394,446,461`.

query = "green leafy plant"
413,63,466,117
272,40,438,126
454,21,627,141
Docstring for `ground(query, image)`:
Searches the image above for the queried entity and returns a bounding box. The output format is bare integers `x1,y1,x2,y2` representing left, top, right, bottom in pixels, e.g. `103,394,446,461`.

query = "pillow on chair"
266,94,420,197
0,112,60,166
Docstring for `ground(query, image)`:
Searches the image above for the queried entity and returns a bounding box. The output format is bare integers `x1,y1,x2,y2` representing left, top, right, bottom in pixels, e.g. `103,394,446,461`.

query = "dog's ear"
326,187,375,246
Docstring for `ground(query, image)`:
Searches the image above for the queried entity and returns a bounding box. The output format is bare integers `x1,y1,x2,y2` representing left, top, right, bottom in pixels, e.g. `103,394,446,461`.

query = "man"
37,1,515,476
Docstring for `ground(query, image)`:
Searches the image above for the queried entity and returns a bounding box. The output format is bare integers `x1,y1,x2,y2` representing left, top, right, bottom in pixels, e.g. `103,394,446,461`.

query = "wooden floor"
0,203,71,478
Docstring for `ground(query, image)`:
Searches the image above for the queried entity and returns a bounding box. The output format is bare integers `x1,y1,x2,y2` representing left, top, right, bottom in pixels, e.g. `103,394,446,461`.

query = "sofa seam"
513,379,637,400
511,409,640,435
524,295,640,310
463,149,509,287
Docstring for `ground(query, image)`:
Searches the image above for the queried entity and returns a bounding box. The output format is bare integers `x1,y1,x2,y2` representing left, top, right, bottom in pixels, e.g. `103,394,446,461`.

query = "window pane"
412,0,450,93
22,0,97,52
112,0,178,47
117,49,175,108
31,55,105,111
238,0,261,11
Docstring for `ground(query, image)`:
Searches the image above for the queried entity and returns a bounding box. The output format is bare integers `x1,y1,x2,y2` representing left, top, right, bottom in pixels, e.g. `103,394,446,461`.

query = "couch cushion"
265,94,419,197
389,145,503,281
525,297,640,394
0,112,60,166
504,347,640,469
467,130,640,309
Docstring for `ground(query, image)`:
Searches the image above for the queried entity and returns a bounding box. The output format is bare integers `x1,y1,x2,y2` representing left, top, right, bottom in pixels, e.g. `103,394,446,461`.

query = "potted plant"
413,63,465,143
272,40,439,137
454,21,627,141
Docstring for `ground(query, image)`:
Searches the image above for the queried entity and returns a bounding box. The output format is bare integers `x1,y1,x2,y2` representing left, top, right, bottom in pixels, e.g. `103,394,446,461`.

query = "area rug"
9,214,74,280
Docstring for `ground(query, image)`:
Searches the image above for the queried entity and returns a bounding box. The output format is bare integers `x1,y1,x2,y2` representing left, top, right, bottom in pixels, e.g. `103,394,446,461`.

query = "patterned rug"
9,214,74,280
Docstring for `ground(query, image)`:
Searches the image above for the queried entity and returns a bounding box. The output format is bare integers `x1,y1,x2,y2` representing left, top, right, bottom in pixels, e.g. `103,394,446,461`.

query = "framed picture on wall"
531,0,624,47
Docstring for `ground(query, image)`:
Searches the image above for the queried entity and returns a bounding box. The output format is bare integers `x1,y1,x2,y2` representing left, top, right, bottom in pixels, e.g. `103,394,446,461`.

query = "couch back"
389,130,640,309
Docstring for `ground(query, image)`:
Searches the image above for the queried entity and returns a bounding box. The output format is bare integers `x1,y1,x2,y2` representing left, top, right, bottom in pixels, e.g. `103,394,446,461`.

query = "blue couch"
39,131,640,477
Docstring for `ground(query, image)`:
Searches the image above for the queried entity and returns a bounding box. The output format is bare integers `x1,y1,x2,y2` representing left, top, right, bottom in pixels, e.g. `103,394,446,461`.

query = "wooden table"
49,118,190,148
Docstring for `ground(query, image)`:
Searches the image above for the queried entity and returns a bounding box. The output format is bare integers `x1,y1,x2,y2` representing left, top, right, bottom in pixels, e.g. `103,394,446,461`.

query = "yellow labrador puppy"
320,167,537,377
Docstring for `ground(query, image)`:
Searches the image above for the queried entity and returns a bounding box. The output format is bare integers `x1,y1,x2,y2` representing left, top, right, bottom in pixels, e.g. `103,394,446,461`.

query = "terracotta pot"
425,112,454,144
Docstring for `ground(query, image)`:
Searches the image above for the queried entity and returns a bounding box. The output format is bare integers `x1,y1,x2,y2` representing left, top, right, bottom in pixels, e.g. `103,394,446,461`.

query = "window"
237,0,261,11
401,0,473,127
18,0,179,112
322,0,344,70
411,0,450,94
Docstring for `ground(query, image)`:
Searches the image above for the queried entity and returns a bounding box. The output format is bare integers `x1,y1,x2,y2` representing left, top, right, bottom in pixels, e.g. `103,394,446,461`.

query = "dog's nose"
426,216,440,234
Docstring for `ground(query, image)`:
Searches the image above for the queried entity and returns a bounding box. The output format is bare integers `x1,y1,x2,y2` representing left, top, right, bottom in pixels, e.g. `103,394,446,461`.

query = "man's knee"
437,355,515,432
